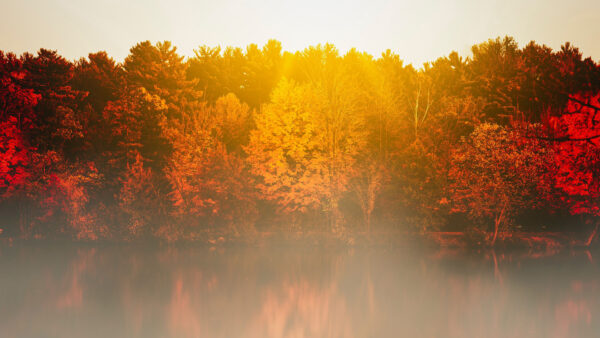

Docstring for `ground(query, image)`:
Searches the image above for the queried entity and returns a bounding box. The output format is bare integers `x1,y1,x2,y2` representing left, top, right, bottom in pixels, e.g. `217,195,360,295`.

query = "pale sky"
2,0,599,67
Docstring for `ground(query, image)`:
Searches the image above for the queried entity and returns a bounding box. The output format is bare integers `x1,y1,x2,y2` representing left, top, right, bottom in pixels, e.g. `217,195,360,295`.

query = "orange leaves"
448,123,553,234
54,163,105,240
1,39,600,241
164,93,257,235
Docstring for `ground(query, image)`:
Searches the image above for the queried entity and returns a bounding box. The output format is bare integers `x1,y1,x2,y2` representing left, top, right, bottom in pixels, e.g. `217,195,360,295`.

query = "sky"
2,0,600,67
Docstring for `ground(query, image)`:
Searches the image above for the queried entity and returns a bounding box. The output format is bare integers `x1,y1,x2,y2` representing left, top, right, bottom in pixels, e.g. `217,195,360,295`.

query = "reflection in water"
0,245,599,337
250,279,352,337
56,248,96,309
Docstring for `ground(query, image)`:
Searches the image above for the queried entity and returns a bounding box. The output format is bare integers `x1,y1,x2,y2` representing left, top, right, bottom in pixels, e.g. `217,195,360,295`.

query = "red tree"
545,94,600,244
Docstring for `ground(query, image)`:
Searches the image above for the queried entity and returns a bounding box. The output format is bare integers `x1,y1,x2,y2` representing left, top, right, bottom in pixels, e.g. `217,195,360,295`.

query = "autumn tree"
101,87,171,172
239,40,284,107
124,41,201,122
187,40,284,108
211,93,254,154
1,50,101,239
71,52,125,161
543,94,600,245
0,38,598,242
164,94,257,237
73,51,124,113
376,50,482,232
0,51,40,126
21,49,87,157
247,77,367,232
466,36,523,123
448,123,552,245
340,49,394,233
465,37,600,123
0,52,39,204
117,153,166,239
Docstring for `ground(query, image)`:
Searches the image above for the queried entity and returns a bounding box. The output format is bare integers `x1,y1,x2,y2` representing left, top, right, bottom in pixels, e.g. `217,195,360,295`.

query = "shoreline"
1,230,597,250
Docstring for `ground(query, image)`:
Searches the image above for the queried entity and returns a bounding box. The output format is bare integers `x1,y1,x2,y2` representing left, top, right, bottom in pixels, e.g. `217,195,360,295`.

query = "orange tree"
448,123,552,245
164,94,257,238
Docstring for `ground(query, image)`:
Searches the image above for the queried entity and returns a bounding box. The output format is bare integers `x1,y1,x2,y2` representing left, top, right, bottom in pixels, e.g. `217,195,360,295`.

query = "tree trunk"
491,218,499,246
491,204,506,246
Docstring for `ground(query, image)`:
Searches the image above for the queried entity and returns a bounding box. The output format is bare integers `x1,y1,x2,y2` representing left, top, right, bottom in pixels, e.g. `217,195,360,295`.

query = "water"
0,244,599,338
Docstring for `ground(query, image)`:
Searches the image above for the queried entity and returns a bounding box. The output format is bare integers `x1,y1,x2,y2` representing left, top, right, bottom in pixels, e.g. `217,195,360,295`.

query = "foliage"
164,94,257,236
0,37,599,245
448,123,553,244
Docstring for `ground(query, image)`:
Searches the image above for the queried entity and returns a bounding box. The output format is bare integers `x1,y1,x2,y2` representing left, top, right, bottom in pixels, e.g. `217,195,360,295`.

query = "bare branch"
525,133,600,142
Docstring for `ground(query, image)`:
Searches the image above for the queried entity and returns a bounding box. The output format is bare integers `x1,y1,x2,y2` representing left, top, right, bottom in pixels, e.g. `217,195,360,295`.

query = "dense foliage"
1,37,599,245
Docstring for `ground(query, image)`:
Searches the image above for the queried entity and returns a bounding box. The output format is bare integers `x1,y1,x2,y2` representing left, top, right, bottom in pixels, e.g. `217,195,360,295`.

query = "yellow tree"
341,49,395,233
246,78,366,232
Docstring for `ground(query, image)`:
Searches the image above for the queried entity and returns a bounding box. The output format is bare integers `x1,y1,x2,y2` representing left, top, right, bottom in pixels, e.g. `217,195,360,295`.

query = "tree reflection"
0,246,598,337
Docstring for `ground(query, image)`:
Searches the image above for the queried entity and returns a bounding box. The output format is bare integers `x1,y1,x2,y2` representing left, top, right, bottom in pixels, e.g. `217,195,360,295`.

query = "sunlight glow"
2,0,599,65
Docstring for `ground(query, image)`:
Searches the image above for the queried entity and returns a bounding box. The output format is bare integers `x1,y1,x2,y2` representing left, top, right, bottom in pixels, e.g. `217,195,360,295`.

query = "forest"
1,36,600,246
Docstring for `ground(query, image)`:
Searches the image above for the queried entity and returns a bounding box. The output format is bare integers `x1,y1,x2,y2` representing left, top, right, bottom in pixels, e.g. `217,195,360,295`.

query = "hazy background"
2,0,599,66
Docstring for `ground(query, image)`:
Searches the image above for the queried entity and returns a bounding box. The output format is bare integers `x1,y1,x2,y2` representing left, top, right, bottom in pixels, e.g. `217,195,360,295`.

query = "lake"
0,244,598,337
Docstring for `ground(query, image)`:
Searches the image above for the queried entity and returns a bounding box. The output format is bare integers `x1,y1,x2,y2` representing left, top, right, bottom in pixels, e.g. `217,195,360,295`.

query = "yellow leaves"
246,77,369,216
138,87,168,112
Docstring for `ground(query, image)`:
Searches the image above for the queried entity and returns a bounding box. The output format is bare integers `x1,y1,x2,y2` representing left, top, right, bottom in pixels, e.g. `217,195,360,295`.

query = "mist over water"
0,243,598,338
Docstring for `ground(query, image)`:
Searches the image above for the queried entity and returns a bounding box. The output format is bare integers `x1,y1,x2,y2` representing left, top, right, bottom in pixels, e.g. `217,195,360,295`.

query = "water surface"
1,244,598,337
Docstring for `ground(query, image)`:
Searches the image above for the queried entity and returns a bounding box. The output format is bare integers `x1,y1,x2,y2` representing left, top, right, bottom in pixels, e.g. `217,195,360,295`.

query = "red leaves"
545,94,600,216
0,116,32,198
0,39,599,242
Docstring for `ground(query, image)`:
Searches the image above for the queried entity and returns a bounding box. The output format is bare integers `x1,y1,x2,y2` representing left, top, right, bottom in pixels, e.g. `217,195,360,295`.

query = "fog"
1,244,598,337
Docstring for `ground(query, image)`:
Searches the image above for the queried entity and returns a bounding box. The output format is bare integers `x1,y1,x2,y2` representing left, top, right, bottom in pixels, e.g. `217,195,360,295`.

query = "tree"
72,52,124,148
187,40,284,108
448,123,552,245
0,52,39,201
0,51,40,126
164,94,257,237
348,163,385,234
247,78,366,232
101,87,170,172
467,36,523,123
118,153,165,239
53,161,105,240
124,41,200,121
0,116,32,200
544,94,600,245
21,49,87,156
99,87,172,237
72,51,124,113
341,49,394,233
211,93,254,154
247,80,328,215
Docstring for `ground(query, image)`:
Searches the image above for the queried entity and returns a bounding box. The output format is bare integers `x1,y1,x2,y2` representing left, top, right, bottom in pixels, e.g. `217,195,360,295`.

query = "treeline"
1,37,600,244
